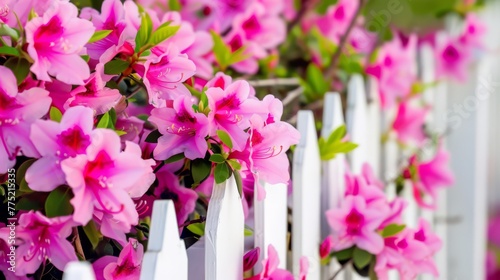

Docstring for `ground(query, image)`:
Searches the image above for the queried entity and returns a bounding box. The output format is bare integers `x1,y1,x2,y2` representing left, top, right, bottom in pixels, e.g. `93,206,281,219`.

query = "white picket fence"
62,37,495,280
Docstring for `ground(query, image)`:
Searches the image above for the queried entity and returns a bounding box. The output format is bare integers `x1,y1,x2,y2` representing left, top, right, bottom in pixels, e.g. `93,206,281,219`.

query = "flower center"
57,126,91,157
345,208,364,235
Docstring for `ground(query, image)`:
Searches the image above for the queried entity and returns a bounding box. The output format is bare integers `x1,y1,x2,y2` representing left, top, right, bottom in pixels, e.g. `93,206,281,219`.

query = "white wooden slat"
346,74,368,173
293,110,321,280
140,200,188,280
321,93,346,280
63,262,96,280
254,181,288,270
366,78,382,177
205,175,244,280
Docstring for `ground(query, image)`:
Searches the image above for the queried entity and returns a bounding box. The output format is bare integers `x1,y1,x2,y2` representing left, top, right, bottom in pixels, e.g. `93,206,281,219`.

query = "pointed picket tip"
141,200,188,280
63,261,96,280
322,92,344,138
205,175,244,280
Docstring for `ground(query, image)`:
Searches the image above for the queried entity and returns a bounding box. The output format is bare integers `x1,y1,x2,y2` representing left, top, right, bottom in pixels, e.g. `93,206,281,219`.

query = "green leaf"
210,30,231,70
16,196,43,211
191,159,212,183
16,159,36,185
168,0,182,10
381,224,406,238
244,225,253,236
145,129,162,143
135,12,153,52
96,112,111,129
227,159,242,171
49,106,63,122
88,30,113,44
149,25,180,46
233,169,243,197
187,222,205,236
214,163,230,184
306,63,329,97
45,187,74,218
0,24,19,40
165,152,185,164
316,0,338,14
327,125,347,144
228,46,250,65
352,247,373,270
115,130,127,136
104,59,129,75
4,57,30,85
83,221,102,249
333,247,354,261
216,130,233,149
81,55,90,62
0,46,19,57
209,154,226,164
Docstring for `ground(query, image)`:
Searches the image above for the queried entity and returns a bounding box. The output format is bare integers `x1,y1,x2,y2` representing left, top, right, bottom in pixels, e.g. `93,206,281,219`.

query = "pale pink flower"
0,211,76,276
149,96,210,160
25,1,95,85
0,66,51,173
93,238,144,280
326,195,387,254
154,167,198,225
61,129,155,225
392,102,428,145
225,31,267,75
26,106,94,192
184,31,214,79
435,37,471,82
460,14,486,49
205,72,233,89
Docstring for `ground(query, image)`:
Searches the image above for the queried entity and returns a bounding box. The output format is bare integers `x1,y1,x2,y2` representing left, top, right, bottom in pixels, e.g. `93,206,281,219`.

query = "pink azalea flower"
93,238,144,280
206,80,265,151
344,165,387,209
229,115,300,199
225,31,267,75
435,37,471,82
149,96,210,160
232,3,286,50
366,36,417,109
137,45,196,107
25,1,95,85
0,211,76,276
488,211,500,248
0,66,51,173
392,102,428,145
61,129,155,225
246,245,294,280
205,72,233,89
326,195,387,254
0,0,52,26
26,106,94,192
67,64,122,115
320,235,334,259
408,145,454,209
243,247,261,271
460,14,486,49
298,256,309,280
379,197,407,229
154,167,199,226
0,227,30,279
184,31,215,80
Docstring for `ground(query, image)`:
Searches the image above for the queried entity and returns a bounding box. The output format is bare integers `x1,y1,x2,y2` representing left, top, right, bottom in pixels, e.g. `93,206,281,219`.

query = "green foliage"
4,57,30,85
210,31,249,71
83,221,102,249
149,23,180,46
88,30,112,44
145,129,162,143
187,222,205,236
381,224,406,238
135,12,153,52
209,154,226,164
104,59,129,75
165,153,185,164
301,63,330,102
319,125,358,160
216,130,233,149
191,159,212,183
214,163,231,184
45,187,74,218
352,247,373,269
316,0,339,15
49,107,63,122
333,246,354,261
0,46,19,57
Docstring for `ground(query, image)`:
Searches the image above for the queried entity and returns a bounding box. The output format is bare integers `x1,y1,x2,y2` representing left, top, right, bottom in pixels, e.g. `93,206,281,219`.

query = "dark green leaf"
135,12,153,52
4,57,30,85
88,30,112,44
214,163,230,184
381,224,406,238
104,59,129,75
145,129,162,143
233,169,243,197
353,247,373,270
216,130,233,149
45,187,74,218
0,46,19,56
165,153,185,164
49,106,63,122
191,159,212,183
209,154,226,164
16,159,36,185
16,196,43,211
333,247,354,261
83,221,102,249
149,25,180,46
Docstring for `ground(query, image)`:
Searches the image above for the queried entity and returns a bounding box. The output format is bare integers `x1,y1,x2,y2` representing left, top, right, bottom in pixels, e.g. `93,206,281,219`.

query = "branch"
324,0,366,81
248,78,301,88
287,0,318,33
329,260,352,280
72,228,85,260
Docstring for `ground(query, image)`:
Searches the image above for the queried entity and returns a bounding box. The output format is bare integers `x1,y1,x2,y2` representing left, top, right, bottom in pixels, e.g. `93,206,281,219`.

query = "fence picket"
346,74,368,174
140,200,188,280
293,110,321,280
63,261,96,280
205,175,244,280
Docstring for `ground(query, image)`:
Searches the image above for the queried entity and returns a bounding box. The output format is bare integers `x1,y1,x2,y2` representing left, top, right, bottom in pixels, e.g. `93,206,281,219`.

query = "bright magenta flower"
326,195,387,254
246,244,294,280
319,235,334,259
93,238,144,280
26,106,94,192
150,96,210,160
0,211,76,276
392,102,428,146
0,66,51,173
61,129,155,225
243,247,261,271
25,1,95,85
435,37,471,82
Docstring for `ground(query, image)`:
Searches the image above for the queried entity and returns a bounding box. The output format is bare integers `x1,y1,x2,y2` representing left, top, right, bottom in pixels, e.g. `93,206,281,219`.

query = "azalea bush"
0,0,486,279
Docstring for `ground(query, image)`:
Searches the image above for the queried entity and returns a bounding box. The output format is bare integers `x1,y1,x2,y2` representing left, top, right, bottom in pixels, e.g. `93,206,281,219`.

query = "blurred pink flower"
150,96,210,160
61,129,155,225
243,247,261,271
26,1,95,85
320,235,334,259
326,195,387,254
93,238,143,280
392,102,428,145
460,14,486,49
27,106,94,192
0,211,76,276
0,66,51,173
246,244,294,280
435,37,471,83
